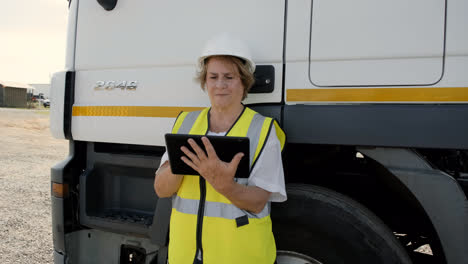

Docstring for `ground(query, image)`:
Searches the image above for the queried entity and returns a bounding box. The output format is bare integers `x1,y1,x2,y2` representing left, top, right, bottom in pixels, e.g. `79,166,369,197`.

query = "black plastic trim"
282,0,288,104
51,196,66,254
250,65,275,93
64,71,75,140
247,104,283,126
283,104,468,150
94,142,165,156
249,104,468,150
51,141,82,255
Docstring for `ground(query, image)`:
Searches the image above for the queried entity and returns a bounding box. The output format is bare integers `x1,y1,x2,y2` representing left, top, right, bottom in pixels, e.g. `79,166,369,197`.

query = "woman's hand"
181,137,271,214
180,137,244,195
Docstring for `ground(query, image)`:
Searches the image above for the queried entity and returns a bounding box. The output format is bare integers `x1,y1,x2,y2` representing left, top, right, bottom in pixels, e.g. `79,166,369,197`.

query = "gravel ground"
0,107,68,264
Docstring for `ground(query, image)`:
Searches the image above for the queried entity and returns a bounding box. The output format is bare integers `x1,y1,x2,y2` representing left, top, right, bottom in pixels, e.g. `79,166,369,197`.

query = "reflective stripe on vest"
168,107,285,264
173,195,271,220
176,110,202,134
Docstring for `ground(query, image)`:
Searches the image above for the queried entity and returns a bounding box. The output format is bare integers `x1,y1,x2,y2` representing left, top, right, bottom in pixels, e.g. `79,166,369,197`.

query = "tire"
272,184,412,264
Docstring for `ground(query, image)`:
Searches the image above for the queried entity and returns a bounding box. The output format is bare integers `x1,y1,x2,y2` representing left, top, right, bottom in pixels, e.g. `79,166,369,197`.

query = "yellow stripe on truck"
72,106,205,117
287,87,468,102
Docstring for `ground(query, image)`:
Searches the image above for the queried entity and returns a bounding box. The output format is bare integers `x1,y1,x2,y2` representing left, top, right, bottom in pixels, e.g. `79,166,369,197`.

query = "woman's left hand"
180,137,244,195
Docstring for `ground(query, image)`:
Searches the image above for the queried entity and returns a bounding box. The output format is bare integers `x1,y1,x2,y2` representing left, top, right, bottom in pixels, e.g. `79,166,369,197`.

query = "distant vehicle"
31,94,45,102
43,99,50,108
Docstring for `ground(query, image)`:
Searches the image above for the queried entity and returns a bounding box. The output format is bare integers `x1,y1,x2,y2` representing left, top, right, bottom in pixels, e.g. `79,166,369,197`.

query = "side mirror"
97,0,118,11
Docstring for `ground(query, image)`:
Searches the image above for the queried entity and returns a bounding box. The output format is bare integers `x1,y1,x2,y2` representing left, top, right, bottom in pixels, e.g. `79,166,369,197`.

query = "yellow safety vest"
168,106,285,264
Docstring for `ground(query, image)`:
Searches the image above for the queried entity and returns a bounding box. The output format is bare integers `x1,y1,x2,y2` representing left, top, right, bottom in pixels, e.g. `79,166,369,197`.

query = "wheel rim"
276,250,323,264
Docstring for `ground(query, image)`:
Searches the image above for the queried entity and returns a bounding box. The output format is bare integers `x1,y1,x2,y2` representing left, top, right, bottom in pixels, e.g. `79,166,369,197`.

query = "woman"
154,33,286,264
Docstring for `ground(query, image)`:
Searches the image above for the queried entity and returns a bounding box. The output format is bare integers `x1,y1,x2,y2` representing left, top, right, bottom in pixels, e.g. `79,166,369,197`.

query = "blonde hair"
195,55,255,100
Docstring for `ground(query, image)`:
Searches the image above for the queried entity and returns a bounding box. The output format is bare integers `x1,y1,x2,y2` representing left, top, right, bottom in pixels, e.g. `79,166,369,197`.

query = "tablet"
165,133,250,178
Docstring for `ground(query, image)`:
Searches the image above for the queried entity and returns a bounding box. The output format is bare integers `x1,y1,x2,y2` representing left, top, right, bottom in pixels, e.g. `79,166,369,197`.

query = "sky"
0,0,68,84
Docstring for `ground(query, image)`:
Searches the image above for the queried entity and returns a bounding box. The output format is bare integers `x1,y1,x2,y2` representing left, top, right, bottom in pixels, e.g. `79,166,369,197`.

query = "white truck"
50,0,468,263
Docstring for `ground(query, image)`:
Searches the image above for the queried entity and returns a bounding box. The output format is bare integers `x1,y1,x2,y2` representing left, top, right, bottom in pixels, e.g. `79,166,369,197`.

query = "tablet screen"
165,133,250,178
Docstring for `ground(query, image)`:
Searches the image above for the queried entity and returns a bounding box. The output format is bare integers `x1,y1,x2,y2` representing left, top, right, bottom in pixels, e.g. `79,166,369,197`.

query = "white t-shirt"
158,125,287,202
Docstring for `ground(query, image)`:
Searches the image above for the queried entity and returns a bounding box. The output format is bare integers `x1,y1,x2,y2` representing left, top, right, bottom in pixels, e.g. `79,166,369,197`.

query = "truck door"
51,1,286,262
72,0,285,147
285,0,446,104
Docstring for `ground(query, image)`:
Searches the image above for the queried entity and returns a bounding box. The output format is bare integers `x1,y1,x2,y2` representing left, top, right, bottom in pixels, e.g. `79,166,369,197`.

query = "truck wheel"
272,184,412,264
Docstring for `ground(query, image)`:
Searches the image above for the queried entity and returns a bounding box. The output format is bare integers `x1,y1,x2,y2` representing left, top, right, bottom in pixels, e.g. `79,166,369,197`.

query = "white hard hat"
198,33,256,73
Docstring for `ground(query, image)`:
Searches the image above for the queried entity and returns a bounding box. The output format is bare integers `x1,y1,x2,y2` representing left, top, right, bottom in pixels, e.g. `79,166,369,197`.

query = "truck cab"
50,0,468,263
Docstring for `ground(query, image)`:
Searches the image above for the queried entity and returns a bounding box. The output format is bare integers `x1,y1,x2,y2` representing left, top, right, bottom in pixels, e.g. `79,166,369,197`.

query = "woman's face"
205,57,244,110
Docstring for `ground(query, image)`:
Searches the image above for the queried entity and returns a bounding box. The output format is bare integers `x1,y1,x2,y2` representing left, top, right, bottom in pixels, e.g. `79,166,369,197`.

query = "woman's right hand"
154,161,184,198
180,137,244,195
180,137,270,214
